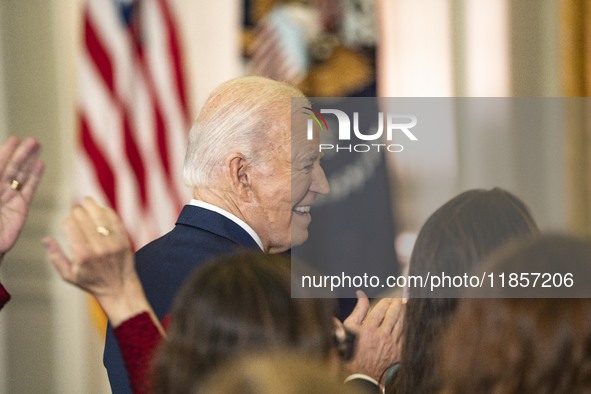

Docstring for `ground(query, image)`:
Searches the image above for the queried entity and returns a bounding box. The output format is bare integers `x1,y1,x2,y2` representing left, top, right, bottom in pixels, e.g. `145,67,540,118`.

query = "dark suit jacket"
103,205,260,393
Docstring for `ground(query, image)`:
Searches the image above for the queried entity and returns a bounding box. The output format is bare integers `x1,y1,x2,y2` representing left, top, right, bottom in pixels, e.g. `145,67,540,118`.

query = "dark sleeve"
113,312,163,394
0,282,10,310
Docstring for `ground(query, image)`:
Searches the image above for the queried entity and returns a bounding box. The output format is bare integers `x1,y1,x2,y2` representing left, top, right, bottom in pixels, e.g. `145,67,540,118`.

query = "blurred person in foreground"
197,353,365,394
387,188,539,393
439,234,591,393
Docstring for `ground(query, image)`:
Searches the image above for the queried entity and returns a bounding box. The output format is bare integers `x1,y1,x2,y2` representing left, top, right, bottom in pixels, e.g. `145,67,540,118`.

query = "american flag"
77,0,190,248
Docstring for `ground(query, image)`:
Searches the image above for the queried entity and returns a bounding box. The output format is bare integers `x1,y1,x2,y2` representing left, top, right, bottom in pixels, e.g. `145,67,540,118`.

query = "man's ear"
226,153,252,201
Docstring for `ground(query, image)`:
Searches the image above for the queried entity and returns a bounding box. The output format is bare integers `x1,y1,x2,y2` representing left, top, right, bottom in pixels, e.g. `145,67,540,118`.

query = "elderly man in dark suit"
104,76,400,393
104,76,332,392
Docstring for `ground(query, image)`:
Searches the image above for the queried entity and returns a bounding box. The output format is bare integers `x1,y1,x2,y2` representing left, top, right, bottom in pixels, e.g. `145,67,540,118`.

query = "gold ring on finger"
10,179,22,191
96,225,112,236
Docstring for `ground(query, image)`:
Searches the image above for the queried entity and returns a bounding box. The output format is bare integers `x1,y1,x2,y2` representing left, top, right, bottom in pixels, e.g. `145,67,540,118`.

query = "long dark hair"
440,235,591,393
152,251,335,394
389,188,539,394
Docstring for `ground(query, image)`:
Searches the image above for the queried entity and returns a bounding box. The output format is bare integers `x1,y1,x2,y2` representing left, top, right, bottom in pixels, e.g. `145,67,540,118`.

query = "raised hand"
0,136,44,258
341,291,404,383
43,197,156,328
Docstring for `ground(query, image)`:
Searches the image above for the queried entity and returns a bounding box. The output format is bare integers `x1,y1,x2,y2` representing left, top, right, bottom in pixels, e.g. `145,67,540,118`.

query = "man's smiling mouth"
293,206,311,214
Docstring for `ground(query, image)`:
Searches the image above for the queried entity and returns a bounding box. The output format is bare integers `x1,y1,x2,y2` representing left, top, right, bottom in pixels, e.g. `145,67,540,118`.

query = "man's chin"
291,229,309,248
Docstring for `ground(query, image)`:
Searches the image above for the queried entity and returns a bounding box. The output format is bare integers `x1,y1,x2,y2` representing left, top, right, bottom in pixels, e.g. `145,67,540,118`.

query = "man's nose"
311,164,330,195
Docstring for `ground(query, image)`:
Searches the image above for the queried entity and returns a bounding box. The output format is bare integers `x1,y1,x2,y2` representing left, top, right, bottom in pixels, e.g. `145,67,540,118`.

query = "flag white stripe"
78,0,189,248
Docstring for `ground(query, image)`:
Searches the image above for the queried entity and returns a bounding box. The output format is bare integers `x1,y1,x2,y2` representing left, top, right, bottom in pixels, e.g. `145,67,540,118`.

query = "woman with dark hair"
439,234,591,393
151,252,337,394
388,188,539,394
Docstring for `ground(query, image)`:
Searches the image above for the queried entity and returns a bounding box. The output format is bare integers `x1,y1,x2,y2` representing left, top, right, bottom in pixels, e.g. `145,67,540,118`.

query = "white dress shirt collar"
189,199,264,251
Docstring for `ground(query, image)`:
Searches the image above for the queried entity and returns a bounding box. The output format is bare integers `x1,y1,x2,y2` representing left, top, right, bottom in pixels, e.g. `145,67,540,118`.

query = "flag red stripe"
79,0,189,247
154,106,172,180
122,113,148,205
84,12,114,93
154,103,183,209
80,115,117,210
125,23,182,209
157,0,189,120
84,10,150,209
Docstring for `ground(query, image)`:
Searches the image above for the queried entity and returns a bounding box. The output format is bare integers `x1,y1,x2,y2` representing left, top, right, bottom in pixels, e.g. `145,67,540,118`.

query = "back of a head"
196,353,363,394
440,234,591,393
391,188,539,394
152,251,335,394
183,76,307,188
408,188,538,290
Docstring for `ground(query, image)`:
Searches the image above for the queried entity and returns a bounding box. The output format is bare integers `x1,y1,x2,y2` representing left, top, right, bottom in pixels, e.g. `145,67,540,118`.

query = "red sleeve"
113,312,163,394
0,282,11,311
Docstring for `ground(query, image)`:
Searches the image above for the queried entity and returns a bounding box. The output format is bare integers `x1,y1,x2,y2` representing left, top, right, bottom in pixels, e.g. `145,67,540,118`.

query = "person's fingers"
102,204,131,246
333,317,346,341
364,297,392,327
382,298,404,333
42,236,74,283
14,138,41,178
19,159,44,203
393,302,405,343
71,203,92,228
81,197,111,226
344,290,371,327
0,136,20,175
4,138,41,186
333,316,343,327
80,197,125,243
62,212,94,259
71,201,109,250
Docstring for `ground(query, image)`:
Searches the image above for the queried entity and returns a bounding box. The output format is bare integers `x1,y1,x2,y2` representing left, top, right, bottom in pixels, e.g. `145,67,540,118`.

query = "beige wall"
0,0,113,392
380,0,564,234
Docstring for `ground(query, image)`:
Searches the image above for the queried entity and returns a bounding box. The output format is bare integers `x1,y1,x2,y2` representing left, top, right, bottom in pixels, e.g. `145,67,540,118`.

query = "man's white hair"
183,76,307,188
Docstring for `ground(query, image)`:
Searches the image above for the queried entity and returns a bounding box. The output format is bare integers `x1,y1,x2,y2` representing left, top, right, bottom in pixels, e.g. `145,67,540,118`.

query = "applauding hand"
341,291,404,384
43,197,158,329
0,136,44,259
